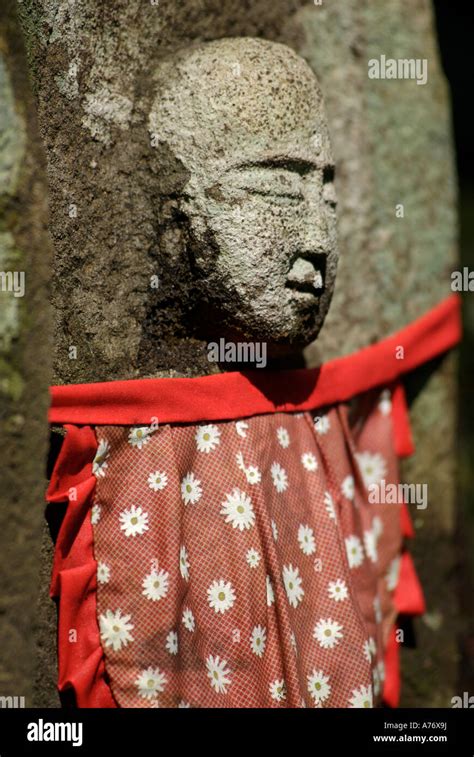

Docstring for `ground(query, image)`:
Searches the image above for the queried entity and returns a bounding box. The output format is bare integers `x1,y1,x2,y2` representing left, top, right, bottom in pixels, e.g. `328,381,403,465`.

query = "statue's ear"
155,198,210,296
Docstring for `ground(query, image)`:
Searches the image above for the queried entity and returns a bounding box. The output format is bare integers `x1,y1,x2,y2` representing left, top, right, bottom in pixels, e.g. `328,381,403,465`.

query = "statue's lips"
285,254,326,297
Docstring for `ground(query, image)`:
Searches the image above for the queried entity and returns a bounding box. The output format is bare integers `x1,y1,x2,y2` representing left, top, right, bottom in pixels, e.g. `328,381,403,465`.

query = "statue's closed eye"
219,167,305,202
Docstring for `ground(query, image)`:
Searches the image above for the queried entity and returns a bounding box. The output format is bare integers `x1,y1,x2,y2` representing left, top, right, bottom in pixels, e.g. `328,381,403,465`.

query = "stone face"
148,38,338,356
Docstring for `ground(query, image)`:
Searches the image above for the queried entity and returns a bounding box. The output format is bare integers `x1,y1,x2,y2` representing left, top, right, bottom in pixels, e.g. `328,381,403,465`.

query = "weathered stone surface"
20,0,313,383
399,353,459,707
300,0,456,363
0,0,52,705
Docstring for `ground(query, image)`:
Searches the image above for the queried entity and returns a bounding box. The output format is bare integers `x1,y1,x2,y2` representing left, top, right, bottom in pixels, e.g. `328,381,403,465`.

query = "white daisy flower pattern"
119,505,149,537
246,548,261,569
386,556,401,592
298,524,316,556
290,631,297,655
328,579,348,602
236,451,246,471
93,439,110,478
89,397,404,708
324,491,336,520
250,625,267,657
182,608,195,632
195,424,221,453
282,564,304,608
97,562,110,584
91,504,101,525
142,568,170,601
373,516,384,539
341,475,355,500
363,637,377,662
314,415,330,434
147,470,168,491
236,452,261,485
345,535,364,569
207,579,236,614
244,465,261,485
307,669,331,704
355,451,387,489
269,679,287,702
364,528,378,563
378,389,392,416
220,488,255,531
136,667,167,700
301,452,318,471
313,618,343,649
348,684,373,708
179,545,190,581
100,609,134,651
373,596,382,624
235,420,248,438
128,426,153,450
277,427,290,448
270,462,288,493
266,575,275,606
181,473,202,505
206,655,231,694
165,630,178,656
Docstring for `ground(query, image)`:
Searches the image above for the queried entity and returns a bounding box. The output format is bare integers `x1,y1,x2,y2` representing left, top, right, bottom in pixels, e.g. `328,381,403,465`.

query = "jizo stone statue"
147,38,338,368
39,33,459,711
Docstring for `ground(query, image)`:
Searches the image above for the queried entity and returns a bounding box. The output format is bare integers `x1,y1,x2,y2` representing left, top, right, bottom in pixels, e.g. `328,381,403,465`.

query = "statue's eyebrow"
228,156,318,176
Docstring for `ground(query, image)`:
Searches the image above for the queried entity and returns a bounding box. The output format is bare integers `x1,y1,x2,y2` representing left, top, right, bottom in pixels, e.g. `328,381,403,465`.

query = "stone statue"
147,37,338,366
40,35,457,711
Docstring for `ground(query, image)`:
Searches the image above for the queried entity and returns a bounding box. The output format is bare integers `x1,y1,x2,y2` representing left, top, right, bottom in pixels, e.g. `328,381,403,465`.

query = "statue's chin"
190,293,331,361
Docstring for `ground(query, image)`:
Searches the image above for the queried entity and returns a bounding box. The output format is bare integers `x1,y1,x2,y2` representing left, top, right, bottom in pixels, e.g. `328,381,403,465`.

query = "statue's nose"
287,258,319,285
300,214,332,256
287,254,326,292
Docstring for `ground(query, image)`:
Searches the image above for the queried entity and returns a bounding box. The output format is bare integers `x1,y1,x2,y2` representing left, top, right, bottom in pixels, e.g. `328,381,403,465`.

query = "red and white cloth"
46,295,460,708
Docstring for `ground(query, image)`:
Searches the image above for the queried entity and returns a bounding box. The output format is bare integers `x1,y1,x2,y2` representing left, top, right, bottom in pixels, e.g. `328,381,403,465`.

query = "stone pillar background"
6,0,460,706
0,0,52,707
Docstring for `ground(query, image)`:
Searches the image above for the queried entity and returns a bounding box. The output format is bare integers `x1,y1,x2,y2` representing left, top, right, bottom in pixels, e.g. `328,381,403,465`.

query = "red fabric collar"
49,295,461,426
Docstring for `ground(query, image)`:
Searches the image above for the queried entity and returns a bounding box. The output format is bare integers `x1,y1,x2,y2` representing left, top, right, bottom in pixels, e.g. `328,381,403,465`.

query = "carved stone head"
149,37,338,359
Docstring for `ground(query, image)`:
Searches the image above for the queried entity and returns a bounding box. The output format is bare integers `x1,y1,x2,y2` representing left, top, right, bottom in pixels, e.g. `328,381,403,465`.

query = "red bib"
46,295,460,708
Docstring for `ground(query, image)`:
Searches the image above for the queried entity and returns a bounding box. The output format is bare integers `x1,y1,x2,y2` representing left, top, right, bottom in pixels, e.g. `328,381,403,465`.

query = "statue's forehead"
149,39,330,173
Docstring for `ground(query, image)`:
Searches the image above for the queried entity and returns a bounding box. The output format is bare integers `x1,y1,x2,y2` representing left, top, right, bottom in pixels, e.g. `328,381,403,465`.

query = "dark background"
434,1,474,689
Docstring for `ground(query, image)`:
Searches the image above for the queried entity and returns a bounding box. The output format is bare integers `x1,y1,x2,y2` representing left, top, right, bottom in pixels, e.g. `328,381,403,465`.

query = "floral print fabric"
91,388,402,708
